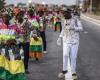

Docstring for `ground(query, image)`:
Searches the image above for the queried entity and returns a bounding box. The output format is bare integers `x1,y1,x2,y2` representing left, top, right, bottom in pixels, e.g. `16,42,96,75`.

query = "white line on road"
81,14,100,26
84,31,88,34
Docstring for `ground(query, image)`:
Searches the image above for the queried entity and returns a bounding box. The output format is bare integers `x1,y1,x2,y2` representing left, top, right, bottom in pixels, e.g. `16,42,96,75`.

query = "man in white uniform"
57,10,83,80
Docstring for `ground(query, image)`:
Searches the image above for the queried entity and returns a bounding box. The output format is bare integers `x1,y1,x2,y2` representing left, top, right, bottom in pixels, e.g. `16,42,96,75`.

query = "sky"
5,0,77,5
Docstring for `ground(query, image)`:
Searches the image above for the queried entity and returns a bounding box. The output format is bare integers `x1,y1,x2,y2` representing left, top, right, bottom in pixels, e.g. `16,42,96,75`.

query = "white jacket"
59,17,83,44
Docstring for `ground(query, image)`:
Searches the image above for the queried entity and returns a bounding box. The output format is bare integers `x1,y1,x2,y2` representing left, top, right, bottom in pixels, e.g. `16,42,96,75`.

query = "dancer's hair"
63,10,72,19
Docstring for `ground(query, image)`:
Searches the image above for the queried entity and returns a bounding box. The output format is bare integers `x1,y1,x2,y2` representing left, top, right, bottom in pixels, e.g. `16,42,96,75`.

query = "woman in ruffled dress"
0,13,27,80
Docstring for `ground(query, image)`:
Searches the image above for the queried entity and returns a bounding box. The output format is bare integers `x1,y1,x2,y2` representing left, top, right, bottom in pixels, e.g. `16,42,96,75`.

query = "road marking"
81,15,100,26
84,31,88,34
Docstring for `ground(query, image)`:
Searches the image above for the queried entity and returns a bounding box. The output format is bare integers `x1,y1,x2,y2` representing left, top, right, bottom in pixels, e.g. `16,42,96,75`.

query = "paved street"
77,19,100,80
27,19,100,80
28,28,63,80
1,0,100,80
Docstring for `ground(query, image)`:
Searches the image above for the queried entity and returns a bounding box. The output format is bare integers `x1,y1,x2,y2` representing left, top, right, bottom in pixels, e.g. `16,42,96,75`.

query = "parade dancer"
54,11,62,32
29,29,43,61
18,11,31,74
57,10,83,80
10,10,31,74
38,11,47,54
0,15,27,80
28,8,43,61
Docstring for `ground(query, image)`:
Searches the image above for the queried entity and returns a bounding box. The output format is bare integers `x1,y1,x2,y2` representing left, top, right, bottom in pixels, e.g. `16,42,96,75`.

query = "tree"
92,0,100,14
0,0,5,10
17,3,26,7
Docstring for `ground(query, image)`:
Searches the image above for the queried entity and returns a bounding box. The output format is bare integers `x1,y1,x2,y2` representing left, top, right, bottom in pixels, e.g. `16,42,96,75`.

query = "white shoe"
58,73,65,80
43,51,47,54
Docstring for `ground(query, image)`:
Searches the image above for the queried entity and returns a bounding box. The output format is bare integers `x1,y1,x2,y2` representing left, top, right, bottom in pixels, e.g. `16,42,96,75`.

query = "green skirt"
29,45,42,52
0,44,27,80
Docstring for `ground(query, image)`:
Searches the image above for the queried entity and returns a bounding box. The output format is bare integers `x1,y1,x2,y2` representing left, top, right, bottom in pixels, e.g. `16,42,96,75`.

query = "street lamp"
28,0,32,3
42,1,46,5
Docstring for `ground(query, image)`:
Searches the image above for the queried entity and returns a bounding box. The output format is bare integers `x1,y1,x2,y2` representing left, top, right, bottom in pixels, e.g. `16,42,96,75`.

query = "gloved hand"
69,27,75,30
57,37,62,46
16,38,21,44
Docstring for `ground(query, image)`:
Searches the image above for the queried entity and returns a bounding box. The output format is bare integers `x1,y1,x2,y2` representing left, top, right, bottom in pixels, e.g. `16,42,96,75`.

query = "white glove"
16,38,21,44
57,37,62,46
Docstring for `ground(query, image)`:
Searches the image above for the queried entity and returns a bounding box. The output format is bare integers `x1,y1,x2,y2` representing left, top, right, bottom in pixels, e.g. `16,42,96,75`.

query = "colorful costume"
53,16,61,32
0,22,26,80
28,16,40,29
29,15,43,60
29,36,43,59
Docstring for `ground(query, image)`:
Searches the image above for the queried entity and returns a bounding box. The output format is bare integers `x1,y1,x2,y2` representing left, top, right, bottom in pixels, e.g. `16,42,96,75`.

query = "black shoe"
62,70,68,74
58,72,65,79
58,70,68,79
25,70,30,74
36,58,39,61
72,73,77,80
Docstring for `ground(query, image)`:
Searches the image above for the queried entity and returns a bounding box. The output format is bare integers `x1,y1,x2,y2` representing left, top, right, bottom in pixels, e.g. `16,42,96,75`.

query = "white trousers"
63,42,79,74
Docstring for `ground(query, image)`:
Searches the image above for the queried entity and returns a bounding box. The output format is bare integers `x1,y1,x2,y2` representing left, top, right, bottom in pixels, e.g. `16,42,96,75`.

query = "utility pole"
90,0,92,13
76,0,79,6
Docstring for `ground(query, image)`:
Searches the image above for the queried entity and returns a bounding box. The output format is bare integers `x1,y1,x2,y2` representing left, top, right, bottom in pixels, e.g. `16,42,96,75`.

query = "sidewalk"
81,13,100,25
83,13,100,20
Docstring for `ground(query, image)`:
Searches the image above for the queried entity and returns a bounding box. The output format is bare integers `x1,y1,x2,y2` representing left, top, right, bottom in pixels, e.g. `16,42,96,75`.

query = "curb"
81,14,100,25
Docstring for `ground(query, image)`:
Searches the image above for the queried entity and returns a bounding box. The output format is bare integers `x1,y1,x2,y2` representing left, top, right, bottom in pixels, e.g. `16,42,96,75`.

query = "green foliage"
0,0,5,10
17,3,26,7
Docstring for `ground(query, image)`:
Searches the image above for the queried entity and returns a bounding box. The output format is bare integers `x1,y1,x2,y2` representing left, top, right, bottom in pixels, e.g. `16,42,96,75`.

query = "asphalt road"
27,19,100,80
28,28,63,80
77,19,100,80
